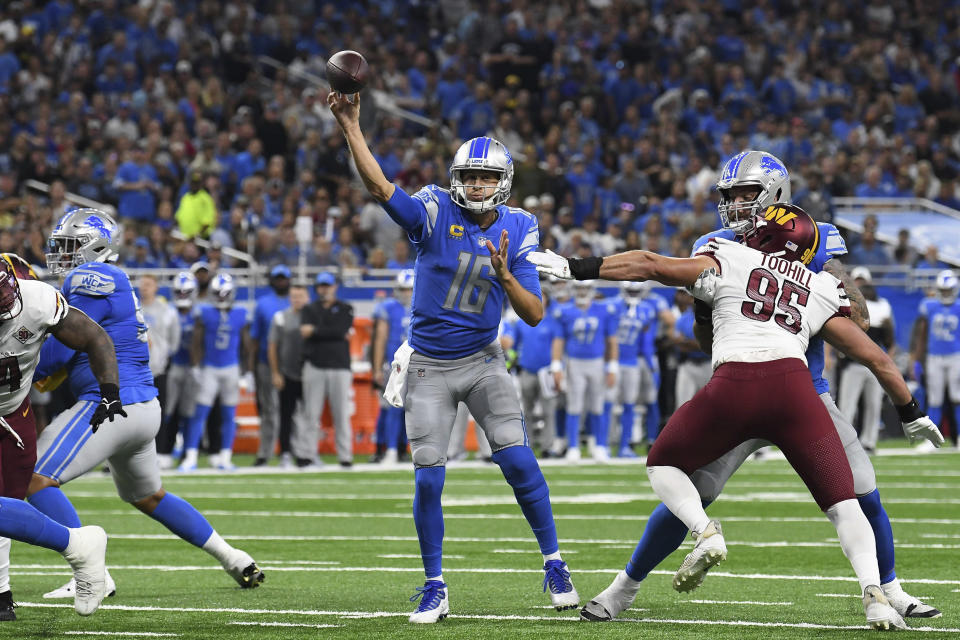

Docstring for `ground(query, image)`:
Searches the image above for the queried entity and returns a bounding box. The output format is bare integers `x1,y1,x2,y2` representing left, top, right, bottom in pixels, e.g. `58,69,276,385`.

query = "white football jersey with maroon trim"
690,239,849,369
0,279,68,415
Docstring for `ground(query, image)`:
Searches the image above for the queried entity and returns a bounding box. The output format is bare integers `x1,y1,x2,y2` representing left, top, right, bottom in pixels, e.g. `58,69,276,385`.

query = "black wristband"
895,397,923,423
568,256,603,280
99,383,120,401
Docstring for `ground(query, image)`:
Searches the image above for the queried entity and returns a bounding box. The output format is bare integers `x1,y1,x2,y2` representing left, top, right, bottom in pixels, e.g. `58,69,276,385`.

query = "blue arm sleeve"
381,185,427,235
35,336,76,381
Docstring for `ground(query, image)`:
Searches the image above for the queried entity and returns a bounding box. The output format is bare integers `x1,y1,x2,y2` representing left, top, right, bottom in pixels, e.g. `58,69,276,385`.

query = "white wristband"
605,361,620,375
550,360,563,373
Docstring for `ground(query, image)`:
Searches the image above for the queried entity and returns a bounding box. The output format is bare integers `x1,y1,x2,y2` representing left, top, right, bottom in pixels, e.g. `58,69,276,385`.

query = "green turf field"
7,448,959,638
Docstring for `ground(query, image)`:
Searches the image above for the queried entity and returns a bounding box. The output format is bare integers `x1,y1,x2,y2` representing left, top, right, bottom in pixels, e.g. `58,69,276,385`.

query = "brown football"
326,50,369,94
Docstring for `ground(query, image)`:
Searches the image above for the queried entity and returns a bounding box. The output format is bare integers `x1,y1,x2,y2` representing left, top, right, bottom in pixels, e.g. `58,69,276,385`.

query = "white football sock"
426,574,444,584
218,448,232,466
882,577,903,593
543,551,562,563
0,537,9,593
647,465,710,533
826,499,880,591
182,448,198,467
201,531,234,564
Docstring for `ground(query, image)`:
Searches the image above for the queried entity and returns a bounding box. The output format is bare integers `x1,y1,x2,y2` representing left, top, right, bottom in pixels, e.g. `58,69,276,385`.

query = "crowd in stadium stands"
0,0,957,274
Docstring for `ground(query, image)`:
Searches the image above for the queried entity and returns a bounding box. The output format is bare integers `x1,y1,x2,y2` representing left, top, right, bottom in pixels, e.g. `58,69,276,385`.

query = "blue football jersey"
373,297,411,359
607,296,650,366
382,185,541,359
508,313,561,372
918,298,960,356
639,293,669,360
675,308,709,361
692,221,847,393
556,300,618,359
36,262,156,404
170,309,195,366
195,305,249,367
251,292,290,364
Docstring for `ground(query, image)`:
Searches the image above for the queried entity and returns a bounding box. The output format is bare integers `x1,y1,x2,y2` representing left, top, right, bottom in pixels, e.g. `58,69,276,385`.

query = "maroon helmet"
742,204,820,265
0,258,23,321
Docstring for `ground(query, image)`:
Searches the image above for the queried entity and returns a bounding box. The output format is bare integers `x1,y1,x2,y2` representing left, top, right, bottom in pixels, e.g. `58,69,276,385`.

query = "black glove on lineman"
91,383,127,433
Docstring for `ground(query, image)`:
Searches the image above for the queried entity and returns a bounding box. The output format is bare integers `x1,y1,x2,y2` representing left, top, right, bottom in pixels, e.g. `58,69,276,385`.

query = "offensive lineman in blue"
581,151,939,621
19,209,264,602
329,91,578,622
913,270,960,439
371,269,414,464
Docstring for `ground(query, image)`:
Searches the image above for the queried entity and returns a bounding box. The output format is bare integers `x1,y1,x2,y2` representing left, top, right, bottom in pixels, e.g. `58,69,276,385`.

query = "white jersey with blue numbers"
692,221,847,393
372,297,410,360
195,305,249,368
170,309,195,366
383,184,541,359
555,300,618,360
919,297,960,356
607,296,650,366
35,262,156,405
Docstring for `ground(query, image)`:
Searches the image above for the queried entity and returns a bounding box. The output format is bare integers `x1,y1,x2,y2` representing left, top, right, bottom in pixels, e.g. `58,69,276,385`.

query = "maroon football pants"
0,396,38,500
648,358,855,511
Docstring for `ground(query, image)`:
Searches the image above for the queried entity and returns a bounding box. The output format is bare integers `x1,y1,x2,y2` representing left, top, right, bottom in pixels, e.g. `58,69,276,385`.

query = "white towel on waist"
383,341,414,408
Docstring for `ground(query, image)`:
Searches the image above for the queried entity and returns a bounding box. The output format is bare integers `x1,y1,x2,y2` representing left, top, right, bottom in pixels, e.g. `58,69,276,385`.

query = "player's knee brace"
412,445,443,468
493,446,548,501
491,422,524,449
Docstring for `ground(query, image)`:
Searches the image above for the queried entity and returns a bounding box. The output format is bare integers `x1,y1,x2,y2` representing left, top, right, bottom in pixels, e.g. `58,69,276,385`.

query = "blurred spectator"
267,282,310,470
916,245,949,271
847,230,891,266
114,143,159,224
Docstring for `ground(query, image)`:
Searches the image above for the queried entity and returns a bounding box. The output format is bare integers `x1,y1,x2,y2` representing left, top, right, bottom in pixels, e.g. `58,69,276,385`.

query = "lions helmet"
717,151,791,233
0,258,23,321
210,273,236,309
172,271,198,309
449,136,514,213
936,269,959,304
742,204,820,265
395,269,415,290
572,280,596,306
621,281,647,304
46,208,121,274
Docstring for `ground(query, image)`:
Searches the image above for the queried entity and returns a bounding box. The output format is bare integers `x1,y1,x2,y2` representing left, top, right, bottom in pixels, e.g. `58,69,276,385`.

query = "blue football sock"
413,467,445,578
494,446,559,555
645,402,660,441
590,413,608,448
625,501,709,581
927,405,942,430
219,405,238,451
565,413,580,450
858,489,896,584
385,407,403,450
555,408,566,439
0,497,70,552
374,411,386,449
149,493,215,547
603,402,613,439
28,486,82,528
185,404,212,450
620,403,635,450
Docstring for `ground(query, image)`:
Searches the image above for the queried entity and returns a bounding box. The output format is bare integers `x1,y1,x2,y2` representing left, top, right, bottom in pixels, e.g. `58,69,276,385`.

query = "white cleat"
382,448,399,464
592,445,611,464
61,526,108,616
543,560,579,611
580,570,641,621
221,548,265,588
864,585,908,630
409,580,448,623
564,447,581,463
673,520,726,593
882,582,942,618
43,569,116,600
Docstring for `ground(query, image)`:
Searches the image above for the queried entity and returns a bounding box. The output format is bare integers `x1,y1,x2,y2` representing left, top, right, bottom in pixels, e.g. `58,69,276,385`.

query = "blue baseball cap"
315,272,336,286
270,264,292,278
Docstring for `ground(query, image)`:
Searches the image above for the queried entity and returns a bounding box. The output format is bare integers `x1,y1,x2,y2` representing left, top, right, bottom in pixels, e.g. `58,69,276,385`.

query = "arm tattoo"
823,260,870,331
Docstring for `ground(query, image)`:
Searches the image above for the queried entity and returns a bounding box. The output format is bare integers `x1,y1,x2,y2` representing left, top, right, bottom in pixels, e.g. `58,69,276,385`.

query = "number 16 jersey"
691,238,850,369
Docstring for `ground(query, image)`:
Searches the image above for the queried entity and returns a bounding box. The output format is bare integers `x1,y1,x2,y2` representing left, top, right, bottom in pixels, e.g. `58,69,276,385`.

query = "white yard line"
63,633,180,638
377,554,464,559
687,600,793,606
229,621,339,629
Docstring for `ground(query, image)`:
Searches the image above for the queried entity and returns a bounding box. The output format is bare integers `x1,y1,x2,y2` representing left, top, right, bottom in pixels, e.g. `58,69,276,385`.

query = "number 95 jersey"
0,279,67,415
691,238,850,369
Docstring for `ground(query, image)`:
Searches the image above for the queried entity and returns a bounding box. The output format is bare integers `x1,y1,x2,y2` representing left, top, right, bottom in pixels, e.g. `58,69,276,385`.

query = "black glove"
91,383,127,433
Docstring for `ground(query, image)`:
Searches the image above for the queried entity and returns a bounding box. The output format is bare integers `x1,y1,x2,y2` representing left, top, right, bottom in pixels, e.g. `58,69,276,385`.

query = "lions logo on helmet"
395,269,415,289
936,269,959,304
716,150,791,233
173,271,199,309
46,208,122,274
449,136,514,213
210,273,236,309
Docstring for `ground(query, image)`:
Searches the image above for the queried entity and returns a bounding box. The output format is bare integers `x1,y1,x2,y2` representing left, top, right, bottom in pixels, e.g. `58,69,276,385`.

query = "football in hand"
326,50,369,94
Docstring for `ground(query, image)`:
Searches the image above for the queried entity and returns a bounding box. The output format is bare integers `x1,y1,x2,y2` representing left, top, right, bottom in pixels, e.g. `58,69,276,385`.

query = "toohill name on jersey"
398,184,541,359
0,279,67,415
691,239,849,369
692,221,847,393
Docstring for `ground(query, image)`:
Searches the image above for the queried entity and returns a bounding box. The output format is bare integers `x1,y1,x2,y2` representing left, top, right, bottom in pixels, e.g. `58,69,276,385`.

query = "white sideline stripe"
378,554,464,559
817,593,935,600
64,634,179,638
492,549,577,554
230,622,339,629
22,603,960,633
688,600,793,606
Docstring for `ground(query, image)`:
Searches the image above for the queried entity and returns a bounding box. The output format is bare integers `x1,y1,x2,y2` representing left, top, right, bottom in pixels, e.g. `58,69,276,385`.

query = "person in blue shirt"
329,92,579,622
180,273,252,472
251,264,291,467
22,209,263,606
113,144,159,223
671,289,712,407
913,270,960,441
552,281,619,462
371,270,414,464
636,284,672,447
578,150,939,622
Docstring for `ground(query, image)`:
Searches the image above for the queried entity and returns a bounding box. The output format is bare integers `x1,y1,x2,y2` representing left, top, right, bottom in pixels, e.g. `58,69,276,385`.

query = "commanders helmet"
449,136,514,213
172,271,199,309
0,258,23,321
742,204,820,265
936,269,959,304
46,208,121,274
717,151,791,233
210,273,236,309
1,253,38,280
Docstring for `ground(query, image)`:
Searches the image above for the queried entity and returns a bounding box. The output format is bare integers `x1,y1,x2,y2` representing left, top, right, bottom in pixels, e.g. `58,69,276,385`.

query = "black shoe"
398,451,411,463
339,461,353,468
295,458,315,468
368,453,383,463
0,590,15,621
252,457,268,467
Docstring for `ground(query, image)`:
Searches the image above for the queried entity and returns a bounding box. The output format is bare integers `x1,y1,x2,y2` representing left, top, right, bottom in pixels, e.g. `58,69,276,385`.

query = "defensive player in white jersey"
0,255,120,617
529,205,944,630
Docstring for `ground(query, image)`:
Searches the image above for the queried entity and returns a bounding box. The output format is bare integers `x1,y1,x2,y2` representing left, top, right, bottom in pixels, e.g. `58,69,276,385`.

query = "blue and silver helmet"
716,151,791,233
449,136,514,213
172,271,198,309
395,268,415,290
46,208,121,274
210,272,236,309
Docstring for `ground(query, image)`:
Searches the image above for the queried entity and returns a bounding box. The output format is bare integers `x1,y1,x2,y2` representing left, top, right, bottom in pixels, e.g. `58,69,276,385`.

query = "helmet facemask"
573,282,595,307
0,265,23,322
